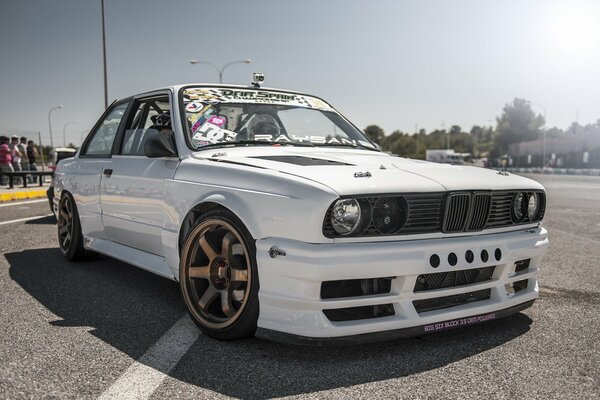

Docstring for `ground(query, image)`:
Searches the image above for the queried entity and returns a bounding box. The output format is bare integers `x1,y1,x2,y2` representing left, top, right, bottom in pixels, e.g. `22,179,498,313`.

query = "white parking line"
0,214,54,226
98,315,199,400
0,199,47,208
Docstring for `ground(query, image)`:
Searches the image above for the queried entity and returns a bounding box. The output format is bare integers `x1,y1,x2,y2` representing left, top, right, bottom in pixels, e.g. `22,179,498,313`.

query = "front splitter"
255,299,535,346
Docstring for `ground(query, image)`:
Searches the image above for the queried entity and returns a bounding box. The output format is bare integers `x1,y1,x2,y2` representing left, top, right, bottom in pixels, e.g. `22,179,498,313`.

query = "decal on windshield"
185,101,205,113
183,88,333,111
192,123,238,145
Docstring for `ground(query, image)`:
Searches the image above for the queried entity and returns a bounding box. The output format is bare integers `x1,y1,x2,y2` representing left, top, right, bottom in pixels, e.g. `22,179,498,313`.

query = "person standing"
0,136,14,186
18,136,29,182
27,140,39,184
9,136,22,184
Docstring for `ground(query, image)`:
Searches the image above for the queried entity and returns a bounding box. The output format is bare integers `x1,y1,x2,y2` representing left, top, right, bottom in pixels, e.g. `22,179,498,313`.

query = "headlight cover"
330,199,362,235
511,192,528,223
528,192,539,221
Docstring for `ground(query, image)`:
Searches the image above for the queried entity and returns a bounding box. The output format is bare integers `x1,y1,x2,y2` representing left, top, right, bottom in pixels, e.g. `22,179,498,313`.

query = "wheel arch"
177,194,258,257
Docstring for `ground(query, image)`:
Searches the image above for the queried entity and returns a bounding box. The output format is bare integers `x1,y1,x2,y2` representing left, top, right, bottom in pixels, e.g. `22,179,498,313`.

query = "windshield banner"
183,88,333,111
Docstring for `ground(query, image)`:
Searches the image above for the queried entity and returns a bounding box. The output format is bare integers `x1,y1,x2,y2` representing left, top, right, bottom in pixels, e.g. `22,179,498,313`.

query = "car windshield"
181,87,377,150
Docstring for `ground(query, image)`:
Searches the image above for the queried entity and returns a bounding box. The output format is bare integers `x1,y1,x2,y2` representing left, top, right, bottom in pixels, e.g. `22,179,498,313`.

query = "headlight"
512,192,528,223
528,192,539,221
331,199,362,235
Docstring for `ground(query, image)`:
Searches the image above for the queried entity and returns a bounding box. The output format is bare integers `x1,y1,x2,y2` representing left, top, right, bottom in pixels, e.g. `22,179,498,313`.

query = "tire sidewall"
179,208,260,340
58,193,82,260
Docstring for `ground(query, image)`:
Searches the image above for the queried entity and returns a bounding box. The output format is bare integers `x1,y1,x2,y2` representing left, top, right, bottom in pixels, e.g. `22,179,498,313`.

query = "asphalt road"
0,175,599,399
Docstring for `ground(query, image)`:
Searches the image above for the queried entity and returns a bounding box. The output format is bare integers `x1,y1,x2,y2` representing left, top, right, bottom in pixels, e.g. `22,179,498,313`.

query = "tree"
364,125,385,144
494,98,544,154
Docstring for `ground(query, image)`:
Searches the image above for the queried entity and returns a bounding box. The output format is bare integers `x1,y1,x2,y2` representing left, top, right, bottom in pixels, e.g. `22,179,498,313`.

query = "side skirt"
85,237,176,280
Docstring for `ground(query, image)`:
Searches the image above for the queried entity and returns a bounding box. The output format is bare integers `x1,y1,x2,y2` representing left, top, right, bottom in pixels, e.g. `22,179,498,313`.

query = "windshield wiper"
195,140,315,150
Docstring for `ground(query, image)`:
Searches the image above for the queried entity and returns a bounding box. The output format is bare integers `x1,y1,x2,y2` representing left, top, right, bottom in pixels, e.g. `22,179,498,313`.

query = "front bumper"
255,227,548,344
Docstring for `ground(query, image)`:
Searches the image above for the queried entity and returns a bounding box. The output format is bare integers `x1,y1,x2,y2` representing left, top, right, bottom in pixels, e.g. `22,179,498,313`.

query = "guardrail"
501,167,600,176
0,171,54,189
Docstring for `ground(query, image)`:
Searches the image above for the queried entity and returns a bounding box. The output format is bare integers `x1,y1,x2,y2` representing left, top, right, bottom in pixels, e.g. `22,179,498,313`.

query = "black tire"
57,192,97,261
179,208,259,340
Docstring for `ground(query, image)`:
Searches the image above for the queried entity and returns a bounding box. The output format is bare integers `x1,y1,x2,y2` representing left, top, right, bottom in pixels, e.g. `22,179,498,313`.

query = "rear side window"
82,102,129,157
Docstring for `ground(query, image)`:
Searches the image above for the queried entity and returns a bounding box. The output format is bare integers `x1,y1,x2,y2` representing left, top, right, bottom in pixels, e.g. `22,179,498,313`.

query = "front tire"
179,209,259,340
57,193,96,261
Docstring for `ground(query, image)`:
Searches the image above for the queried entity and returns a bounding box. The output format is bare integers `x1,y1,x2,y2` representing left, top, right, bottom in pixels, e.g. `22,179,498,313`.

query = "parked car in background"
46,147,77,214
52,78,548,344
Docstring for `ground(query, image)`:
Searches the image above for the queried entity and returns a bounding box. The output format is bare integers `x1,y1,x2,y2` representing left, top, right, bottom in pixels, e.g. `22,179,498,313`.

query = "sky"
1,0,599,147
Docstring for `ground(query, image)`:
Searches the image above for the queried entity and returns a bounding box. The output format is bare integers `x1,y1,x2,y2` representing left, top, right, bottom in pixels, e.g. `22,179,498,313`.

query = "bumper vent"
323,304,395,322
413,289,492,314
414,266,496,292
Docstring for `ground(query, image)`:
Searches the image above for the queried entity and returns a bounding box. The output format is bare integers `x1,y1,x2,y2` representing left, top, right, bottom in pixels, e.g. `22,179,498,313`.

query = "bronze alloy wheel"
181,218,253,331
58,195,74,253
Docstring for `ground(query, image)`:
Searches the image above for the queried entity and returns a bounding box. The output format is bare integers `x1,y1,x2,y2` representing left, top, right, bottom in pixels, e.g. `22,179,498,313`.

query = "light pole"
189,59,252,83
62,121,78,147
101,0,108,109
532,102,547,168
47,105,63,148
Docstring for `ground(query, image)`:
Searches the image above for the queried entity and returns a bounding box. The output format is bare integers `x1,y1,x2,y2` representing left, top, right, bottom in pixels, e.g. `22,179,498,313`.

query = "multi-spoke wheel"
57,193,96,261
180,209,259,340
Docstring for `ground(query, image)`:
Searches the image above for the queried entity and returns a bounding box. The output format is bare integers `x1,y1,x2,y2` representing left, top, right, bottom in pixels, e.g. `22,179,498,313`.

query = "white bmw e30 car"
54,79,548,344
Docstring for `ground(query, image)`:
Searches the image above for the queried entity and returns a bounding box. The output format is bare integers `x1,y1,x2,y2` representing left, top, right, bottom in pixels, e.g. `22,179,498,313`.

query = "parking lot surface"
0,174,599,399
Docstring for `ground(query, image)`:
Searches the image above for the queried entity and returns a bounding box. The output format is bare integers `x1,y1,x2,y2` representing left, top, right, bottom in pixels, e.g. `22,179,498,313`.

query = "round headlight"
528,193,539,221
331,199,362,235
512,192,528,223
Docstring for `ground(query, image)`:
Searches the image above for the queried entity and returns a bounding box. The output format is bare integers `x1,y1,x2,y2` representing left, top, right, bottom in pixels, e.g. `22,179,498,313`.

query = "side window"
121,97,171,155
82,102,129,157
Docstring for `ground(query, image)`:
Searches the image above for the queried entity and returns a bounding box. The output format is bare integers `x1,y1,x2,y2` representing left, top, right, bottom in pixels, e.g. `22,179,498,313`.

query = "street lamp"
47,105,63,148
62,121,78,147
532,102,547,168
189,59,252,83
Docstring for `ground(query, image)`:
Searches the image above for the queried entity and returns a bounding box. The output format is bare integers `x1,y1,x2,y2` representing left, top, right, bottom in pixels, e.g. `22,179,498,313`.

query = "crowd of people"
0,135,40,186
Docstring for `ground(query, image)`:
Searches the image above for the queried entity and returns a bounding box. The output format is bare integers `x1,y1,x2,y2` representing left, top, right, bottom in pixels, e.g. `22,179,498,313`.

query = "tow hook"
268,246,286,258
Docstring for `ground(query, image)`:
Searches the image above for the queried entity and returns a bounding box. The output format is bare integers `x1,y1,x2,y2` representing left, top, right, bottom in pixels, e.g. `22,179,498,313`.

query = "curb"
0,189,48,203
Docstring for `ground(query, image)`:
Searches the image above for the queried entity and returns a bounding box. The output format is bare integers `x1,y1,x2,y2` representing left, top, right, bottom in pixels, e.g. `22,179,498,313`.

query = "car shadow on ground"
24,215,56,225
6,248,533,399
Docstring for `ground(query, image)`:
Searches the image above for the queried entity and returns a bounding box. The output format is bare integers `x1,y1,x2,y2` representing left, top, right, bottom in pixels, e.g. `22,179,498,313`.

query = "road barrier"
0,171,54,189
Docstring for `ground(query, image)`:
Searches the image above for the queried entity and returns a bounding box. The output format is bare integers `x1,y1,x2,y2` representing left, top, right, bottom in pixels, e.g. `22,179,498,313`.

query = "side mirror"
144,131,178,158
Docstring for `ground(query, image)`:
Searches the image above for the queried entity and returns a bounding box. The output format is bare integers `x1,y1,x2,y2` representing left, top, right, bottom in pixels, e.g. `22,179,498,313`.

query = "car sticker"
192,123,238,144
185,101,205,113
207,115,227,127
183,88,333,111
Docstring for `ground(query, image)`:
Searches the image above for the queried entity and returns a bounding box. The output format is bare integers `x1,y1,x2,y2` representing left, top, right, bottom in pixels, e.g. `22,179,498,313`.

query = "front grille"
487,192,514,227
413,289,492,313
413,266,496,292
443,193,471,232
467,193,492,231
322,190,544,238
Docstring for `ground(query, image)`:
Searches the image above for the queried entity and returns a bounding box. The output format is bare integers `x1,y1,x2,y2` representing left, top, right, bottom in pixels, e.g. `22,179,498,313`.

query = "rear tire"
57,193,97,261
179,208,259,340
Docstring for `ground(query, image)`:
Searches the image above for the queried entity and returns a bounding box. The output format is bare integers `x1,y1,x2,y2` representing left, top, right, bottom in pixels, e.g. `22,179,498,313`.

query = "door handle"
103,169,113,177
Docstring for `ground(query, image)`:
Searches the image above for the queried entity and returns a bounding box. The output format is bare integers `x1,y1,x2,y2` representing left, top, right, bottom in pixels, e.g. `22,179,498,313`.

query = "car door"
99,93,179,256
71,100,130,240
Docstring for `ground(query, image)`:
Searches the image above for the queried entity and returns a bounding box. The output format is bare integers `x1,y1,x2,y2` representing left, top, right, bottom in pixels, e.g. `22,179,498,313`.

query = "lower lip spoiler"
255,299,535,346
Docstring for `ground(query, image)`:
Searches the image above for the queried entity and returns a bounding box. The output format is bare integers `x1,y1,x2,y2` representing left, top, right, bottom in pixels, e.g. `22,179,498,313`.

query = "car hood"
191,147,543,195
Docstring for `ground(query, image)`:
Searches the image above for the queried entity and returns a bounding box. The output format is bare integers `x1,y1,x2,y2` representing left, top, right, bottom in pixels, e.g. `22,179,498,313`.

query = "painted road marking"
0,214,54,226
98,315,199,399
0,199,47,208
